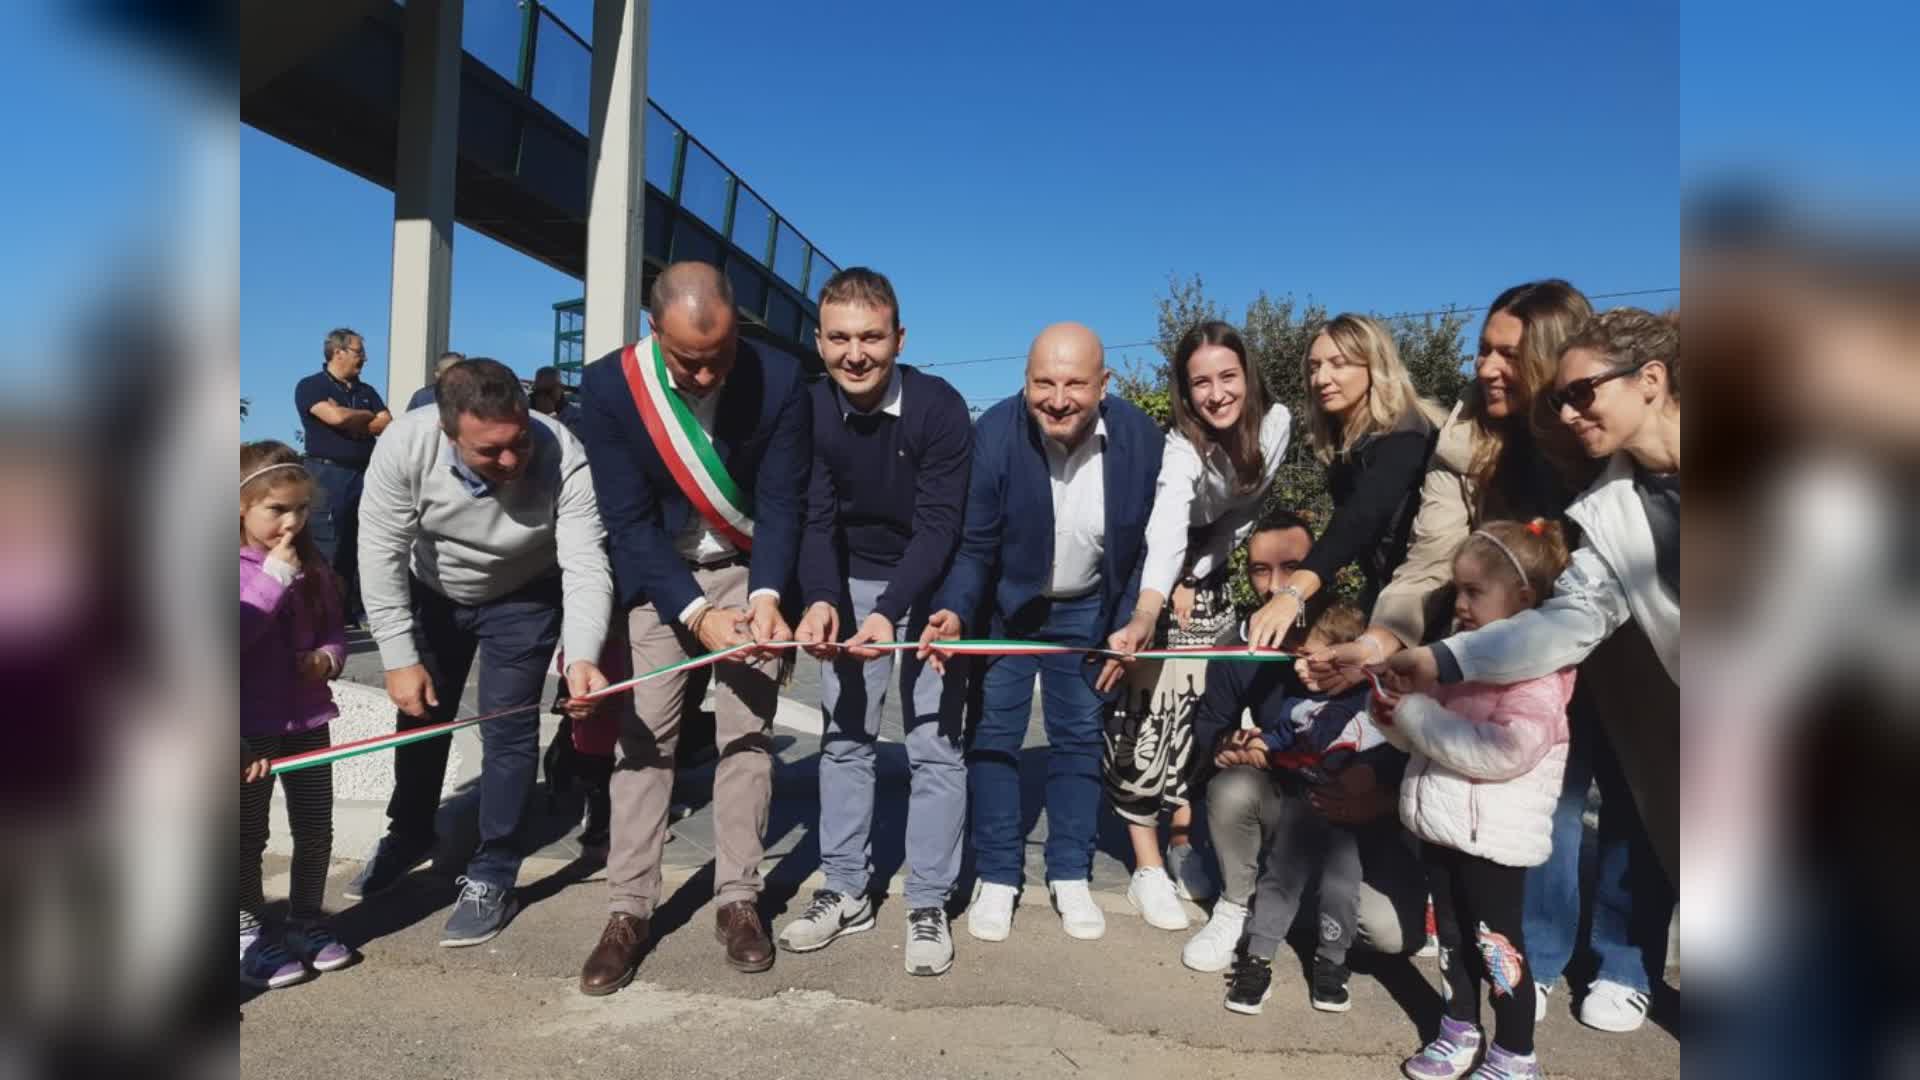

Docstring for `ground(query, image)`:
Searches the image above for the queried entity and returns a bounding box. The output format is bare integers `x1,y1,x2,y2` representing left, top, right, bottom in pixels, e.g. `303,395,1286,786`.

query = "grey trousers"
608,565,779,919
817,578,967,909
1208,765,1427,961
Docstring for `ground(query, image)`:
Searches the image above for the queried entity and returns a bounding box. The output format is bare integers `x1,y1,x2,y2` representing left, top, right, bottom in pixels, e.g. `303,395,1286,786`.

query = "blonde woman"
1306,280,1593,677
1098,320,1291,928
1244,313,1443,649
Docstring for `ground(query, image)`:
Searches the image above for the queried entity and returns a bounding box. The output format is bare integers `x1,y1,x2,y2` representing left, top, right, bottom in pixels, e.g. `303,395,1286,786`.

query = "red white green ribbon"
622,337,754,550
268,640,1296,775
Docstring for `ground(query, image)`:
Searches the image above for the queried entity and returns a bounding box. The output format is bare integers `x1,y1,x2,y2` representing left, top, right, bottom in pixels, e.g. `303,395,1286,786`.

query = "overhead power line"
918,287,1679,370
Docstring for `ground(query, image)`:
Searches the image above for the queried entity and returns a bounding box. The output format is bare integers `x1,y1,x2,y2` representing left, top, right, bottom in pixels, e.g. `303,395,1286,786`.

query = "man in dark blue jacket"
917,322,1161,944
572,261,810,992
781,268,973,976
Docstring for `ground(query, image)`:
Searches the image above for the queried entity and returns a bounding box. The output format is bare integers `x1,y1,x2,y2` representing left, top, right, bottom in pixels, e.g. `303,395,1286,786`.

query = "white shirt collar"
837,366,903,420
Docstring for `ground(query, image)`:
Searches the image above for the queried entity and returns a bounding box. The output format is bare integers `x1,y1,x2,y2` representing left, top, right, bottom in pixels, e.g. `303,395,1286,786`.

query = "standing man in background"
406,350,467,411
294,327,392,623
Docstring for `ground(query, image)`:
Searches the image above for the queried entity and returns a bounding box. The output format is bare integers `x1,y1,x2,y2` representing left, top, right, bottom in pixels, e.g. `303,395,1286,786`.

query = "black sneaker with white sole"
775,889,875,953
1225,954,1274,1015
1310,955,1352,1012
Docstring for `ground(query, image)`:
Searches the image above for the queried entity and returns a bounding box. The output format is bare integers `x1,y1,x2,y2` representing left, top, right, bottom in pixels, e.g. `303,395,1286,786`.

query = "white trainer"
965,881,1018,942
1182,898,1248,972
1164,843,1217,902
1127,867,1191,931
1535,980,1552,1023
1578,978,1650,1032
1048,879,1107,940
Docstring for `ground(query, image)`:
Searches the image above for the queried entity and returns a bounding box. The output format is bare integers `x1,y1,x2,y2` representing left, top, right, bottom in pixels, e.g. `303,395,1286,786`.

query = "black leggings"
1425,844,1536,1055
241,727,334,930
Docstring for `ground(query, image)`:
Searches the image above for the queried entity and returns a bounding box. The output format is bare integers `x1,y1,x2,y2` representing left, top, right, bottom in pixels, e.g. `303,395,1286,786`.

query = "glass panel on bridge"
645,104,679,194
530,10,589,131
730,189,773,264
679,143,730,229
773,220,807,287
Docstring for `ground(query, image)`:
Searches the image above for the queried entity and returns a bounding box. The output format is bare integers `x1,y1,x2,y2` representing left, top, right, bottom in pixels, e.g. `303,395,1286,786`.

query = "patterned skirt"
1101,573,1237,827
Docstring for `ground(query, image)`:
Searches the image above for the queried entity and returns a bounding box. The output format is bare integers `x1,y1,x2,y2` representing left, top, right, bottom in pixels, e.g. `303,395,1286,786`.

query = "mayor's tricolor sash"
622,337,754,550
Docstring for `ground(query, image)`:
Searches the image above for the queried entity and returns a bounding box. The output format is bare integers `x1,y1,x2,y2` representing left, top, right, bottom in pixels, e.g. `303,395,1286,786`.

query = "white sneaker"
1182,899,1248,972
1578,978,1650,1033
1127,867,1191,931
965,881,1018,942
1164,843,1217,902
1535,980,1552,1023
1048,879,1107,940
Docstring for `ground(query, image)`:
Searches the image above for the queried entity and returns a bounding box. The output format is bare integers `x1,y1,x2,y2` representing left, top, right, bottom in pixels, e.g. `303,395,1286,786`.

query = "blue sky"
241,0,1684,442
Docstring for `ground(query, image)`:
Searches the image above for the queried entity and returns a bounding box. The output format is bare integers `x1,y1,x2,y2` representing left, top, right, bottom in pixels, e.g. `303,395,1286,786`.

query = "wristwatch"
1178,573,1201,589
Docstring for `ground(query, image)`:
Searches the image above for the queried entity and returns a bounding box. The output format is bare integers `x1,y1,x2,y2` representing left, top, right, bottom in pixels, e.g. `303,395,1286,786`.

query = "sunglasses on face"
1546,362,1646,414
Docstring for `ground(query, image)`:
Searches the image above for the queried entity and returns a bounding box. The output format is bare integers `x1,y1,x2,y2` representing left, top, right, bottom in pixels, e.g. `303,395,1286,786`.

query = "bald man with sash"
573,263,810,992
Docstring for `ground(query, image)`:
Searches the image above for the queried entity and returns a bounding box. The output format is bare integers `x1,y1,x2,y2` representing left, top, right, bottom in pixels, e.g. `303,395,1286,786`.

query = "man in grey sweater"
348,358,614,947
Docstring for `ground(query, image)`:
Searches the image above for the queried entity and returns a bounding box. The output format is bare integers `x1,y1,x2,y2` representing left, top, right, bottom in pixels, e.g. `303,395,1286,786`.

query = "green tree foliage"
1115,274,1473,610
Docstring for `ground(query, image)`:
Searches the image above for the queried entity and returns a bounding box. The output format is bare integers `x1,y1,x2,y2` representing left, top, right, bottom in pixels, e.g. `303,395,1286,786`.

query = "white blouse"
1139,403,1292,597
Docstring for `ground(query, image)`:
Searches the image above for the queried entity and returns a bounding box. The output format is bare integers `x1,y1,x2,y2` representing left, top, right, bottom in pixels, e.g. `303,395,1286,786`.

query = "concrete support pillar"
584,0,649,359
386,0,462,409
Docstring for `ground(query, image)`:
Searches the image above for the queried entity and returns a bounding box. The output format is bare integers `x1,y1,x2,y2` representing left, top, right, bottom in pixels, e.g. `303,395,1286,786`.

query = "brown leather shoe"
579,913,649,996
714,899,773,972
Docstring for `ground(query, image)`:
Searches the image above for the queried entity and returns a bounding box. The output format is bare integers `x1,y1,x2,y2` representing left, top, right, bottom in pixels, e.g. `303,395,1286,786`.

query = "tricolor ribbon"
267,639,1300,775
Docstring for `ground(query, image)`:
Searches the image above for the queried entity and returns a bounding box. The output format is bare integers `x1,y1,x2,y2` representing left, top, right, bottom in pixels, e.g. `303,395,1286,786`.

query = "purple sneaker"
287,922,358,972
240,937,310,990
1402,1016,1482,1080
1468,1044,1540,1080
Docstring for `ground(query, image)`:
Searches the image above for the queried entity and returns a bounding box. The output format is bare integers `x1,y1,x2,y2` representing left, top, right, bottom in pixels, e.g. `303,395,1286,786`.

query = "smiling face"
1246,525,1312,600
1025,324,1108,446
1554,345,1653,459
1451,549,1532,632
1476,310,1526,420
242,479,313,552
448,413,534,487
1306,331,1372,420
1183,344,1247,433
816,300,904,409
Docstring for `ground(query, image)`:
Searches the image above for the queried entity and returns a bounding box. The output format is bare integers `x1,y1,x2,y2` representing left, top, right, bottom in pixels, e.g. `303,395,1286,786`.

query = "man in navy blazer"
917,322,1162,944
572,261,810,991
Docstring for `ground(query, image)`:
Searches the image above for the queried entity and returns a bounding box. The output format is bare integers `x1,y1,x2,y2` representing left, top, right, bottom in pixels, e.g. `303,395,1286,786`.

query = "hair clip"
1526,519,1547,536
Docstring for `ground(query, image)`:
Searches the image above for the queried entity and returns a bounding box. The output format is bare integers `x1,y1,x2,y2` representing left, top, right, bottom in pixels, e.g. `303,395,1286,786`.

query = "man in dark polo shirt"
294,327,393,622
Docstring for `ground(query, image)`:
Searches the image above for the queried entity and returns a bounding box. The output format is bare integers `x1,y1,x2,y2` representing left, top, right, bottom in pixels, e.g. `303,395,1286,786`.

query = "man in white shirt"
918,322,1164,943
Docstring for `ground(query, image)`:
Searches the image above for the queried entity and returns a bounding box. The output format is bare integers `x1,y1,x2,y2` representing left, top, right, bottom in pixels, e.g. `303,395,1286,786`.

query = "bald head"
648,261,736,334
1025,322,1109,447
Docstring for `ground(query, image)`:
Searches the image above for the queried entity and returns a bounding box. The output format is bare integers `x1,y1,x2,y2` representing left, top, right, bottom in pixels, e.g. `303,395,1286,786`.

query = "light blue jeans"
816,578,967,910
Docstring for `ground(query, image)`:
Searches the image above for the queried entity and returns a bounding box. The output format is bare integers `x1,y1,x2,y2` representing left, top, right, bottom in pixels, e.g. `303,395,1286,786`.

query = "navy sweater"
797,366,974,624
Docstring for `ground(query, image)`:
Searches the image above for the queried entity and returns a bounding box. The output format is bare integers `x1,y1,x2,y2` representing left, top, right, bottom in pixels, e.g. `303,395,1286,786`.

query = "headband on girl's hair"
1469,528,1531,589
240,462,306,489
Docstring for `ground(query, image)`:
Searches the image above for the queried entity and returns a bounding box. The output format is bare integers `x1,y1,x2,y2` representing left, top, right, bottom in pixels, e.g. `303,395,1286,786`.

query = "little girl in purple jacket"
240,441,358,989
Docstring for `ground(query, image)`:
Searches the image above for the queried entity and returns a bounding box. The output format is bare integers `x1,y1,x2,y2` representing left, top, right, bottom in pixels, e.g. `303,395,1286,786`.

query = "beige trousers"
606,565,779,918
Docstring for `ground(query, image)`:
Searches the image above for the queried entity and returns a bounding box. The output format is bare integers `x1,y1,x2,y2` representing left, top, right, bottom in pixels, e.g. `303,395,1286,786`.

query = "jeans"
1524,698,1675,992
385,575,562,889
966,593,1107,887
817,579,968,909
304,457,366,617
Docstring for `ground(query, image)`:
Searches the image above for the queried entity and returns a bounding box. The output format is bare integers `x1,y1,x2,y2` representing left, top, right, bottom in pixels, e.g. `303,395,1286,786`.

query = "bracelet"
687,605,712,639
1276,584,1308,627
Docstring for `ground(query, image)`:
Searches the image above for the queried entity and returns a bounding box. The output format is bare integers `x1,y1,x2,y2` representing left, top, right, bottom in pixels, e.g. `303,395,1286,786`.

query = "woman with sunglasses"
1384,307,1679,888
1308,284,1677,1034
